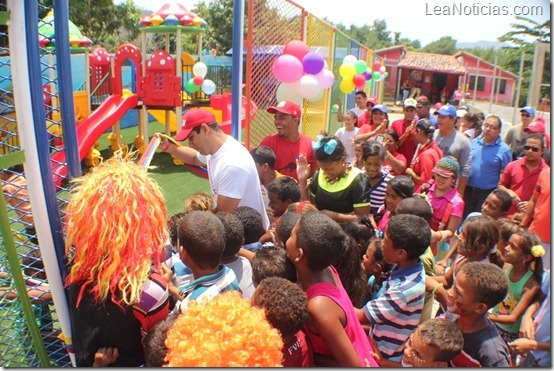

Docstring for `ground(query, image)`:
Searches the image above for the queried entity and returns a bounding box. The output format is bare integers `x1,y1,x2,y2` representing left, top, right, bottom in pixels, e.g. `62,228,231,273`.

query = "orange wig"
165,291,283,367
65,155,168,308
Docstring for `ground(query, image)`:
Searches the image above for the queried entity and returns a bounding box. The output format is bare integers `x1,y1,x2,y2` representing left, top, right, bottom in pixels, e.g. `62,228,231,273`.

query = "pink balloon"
373,61,382,71
272,54,304,83
193,75,204,86
315,69,335,89
353,73,366,88
283,40,310,61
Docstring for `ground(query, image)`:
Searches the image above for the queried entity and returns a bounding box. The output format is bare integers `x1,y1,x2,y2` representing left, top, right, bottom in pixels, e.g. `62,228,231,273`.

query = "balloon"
353,74,366,88
372,71,381,81
373,61,382,71
299,75,322,100
272,54,304,83
343,54,357,65
340,79,355,94
379,66,386,74
362,70,372,80
193,75,204,86
323,60,329,70
384,72,389,78
302,52,325,75
308,88,324,102
339,63,356,79
201,79,216,95
185,78,200,93
355,60,368,74
192,62,208,77
276,82,303,105
314,69,335,89
331,104,339,113
283,40,310,61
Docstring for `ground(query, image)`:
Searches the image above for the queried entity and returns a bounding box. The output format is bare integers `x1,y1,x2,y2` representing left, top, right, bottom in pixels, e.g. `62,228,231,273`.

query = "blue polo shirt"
468,135,511,189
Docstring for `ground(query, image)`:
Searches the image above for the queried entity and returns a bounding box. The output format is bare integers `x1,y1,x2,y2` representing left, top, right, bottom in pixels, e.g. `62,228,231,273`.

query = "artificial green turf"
93,123,211,218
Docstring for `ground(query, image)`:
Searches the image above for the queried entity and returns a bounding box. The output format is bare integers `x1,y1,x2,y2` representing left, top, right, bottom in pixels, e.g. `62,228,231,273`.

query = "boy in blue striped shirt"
356,214,429,366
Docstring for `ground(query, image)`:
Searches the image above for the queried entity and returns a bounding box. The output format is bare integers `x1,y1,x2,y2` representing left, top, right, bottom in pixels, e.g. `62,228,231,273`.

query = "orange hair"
65,154,168,308
165,291,283,367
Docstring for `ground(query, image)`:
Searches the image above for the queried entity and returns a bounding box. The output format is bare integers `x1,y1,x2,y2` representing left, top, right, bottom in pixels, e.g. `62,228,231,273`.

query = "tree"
422,36,457,55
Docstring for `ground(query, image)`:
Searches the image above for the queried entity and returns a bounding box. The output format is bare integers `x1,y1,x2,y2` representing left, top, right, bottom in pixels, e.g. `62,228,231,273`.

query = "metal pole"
472,59,479,106
512,51,525,126
231,0,245,141
488,56,497,114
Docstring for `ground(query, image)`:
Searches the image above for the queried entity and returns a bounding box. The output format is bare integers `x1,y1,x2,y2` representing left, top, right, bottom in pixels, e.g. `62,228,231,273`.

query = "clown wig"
164,291,283,367
65,155,168,308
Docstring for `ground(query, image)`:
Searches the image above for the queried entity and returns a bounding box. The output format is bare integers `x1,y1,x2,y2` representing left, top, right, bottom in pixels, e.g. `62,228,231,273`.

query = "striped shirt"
367,169,394,215
363,261,426,362
175,265,241,312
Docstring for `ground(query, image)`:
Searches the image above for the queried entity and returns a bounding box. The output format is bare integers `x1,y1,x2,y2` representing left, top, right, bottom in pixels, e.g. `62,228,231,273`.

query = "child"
162,212,193,298
165,291,283,367
401,318,464,367
142,312,179,367
375,175,414,232
430,215,500,314
350,139,366,169
252,245,297,286
458,112,481,140
418,156,464,259
172,211,241,311
235,206,265,253
489,230,542,353
286,212,378,367
267,176,301,219
357,214,429,365
252,277,314,367
184,191,214,212
334,111,359,164
448,262,510,367
285,200,318,214
495,218,521,265
509,270,550,367
362,237,392,301
215,212,255,299
332,233,367,308
65,156,170,367
341,216,377,259
362,141,394,216
274,211,301,250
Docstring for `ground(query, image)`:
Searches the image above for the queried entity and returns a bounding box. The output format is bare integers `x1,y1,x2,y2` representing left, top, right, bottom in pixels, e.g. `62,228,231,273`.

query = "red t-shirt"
384,151,407,176
260,134,317,181
529,167,550,243
281,330,314,367
411,141,443,185
391,118,417,165
499,158,547,215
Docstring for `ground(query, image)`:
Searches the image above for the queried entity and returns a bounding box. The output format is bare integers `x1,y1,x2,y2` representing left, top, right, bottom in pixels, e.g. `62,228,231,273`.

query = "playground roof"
397,51,467,74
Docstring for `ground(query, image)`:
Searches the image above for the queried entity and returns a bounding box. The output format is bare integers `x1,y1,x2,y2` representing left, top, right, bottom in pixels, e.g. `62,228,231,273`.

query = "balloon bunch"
272,40,335,104
185,62,217,95
338,56,388,94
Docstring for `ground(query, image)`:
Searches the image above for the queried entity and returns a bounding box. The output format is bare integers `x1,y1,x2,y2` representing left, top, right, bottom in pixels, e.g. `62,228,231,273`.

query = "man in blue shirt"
463,115,511,218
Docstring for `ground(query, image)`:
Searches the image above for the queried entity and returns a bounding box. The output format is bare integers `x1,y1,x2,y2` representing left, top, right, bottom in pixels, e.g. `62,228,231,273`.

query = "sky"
114,0,550,46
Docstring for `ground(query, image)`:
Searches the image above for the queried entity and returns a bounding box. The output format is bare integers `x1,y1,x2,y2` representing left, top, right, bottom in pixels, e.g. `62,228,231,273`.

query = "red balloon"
353,73,366,87
283,40,310,62
373,61,382,71
193,76,204,86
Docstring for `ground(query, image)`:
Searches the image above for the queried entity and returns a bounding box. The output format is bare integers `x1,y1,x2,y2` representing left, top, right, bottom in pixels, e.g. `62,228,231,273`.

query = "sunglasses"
523,145,540,152
521,113,531,118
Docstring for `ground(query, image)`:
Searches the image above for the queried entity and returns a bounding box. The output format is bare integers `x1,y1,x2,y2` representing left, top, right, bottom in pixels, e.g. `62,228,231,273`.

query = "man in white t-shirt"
158,108,269,229
337,90,368,125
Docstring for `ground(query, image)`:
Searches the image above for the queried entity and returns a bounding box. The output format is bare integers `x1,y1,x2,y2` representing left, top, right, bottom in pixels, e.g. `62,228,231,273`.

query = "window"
469,75,486,91
497,79,507,95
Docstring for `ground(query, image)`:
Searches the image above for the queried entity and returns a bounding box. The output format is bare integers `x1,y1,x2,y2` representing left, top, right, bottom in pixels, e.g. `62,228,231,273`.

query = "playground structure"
0,0,378,367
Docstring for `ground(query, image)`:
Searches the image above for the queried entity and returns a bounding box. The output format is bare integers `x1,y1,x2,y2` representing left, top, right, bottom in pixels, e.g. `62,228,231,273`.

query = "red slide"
51,94,138,187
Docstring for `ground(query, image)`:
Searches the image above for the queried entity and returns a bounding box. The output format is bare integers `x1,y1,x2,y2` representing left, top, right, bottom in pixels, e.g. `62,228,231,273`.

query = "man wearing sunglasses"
498,132,547,216
504,106,535,155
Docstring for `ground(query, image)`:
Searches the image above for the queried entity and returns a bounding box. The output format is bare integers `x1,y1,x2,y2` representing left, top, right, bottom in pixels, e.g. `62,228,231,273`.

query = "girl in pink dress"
286,212,379,367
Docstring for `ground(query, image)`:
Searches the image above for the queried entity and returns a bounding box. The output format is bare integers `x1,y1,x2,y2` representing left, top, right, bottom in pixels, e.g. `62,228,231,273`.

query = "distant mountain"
457,40,506,50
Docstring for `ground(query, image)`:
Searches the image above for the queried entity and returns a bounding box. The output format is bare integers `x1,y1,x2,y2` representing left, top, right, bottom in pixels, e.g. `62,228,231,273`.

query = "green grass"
93,124,211,218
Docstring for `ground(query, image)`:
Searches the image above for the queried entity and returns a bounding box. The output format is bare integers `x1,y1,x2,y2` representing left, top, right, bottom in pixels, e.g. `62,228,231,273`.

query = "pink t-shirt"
423,183,464,231
305,266,379,367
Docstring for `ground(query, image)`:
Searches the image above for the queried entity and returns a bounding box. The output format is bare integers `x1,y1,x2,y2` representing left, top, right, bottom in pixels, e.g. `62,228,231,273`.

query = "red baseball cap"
175,108,217,141
266,100,301,119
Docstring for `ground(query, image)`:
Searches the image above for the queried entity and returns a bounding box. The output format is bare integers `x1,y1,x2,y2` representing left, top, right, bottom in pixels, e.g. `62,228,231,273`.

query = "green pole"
0,151,50,367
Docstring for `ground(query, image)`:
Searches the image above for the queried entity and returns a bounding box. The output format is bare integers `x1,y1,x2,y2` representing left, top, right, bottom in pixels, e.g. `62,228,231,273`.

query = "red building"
375,45,517,105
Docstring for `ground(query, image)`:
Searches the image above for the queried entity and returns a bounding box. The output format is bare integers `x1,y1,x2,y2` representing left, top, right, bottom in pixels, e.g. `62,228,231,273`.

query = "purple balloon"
363,71,371,80
302,52,325,75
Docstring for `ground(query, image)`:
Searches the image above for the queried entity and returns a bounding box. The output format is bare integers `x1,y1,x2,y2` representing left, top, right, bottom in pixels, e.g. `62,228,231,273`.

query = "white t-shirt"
197,136,270,230
225,256,255,299
351,107,367,118
334,126,359,163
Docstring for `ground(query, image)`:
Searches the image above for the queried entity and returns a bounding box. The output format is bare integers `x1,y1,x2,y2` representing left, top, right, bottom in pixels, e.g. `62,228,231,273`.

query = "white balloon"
343,54,357,65
201,79,216,95
299,75,321,100
315,69,335,89
308,88,324,102
192,62,208,77
276,81,303,105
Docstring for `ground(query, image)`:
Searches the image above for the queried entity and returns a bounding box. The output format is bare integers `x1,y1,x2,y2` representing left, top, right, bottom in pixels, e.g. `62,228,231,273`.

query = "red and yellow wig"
165,291,283,367
65,155,168,308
